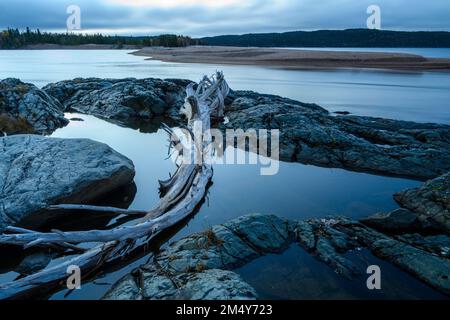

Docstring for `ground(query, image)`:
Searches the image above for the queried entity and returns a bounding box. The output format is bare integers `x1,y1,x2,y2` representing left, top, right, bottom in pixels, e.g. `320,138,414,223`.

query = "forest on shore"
200,29,450,48
0,28,201,49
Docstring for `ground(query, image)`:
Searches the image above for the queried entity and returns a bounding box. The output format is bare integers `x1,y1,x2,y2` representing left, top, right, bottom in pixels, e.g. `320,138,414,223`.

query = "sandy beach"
132,46,450,71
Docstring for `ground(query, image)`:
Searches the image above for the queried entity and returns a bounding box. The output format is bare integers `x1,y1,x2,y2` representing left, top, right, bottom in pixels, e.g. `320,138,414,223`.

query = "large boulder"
0,78,68,135
43,78,191,123
223,91,450,180
0,135,135,232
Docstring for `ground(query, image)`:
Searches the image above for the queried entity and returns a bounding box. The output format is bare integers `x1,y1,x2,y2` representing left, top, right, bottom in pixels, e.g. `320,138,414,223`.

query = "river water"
0,49,449,299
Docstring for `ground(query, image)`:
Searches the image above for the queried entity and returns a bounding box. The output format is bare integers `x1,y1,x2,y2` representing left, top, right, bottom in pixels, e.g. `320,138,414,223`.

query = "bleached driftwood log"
47,204,148,216
0,72,229,299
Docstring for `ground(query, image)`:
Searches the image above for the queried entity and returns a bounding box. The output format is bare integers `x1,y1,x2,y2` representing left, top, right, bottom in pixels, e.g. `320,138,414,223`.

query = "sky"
0,0,449,37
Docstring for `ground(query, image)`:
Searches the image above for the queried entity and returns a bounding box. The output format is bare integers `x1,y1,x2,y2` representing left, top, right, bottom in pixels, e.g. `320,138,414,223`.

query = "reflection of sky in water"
1,49,449,124
1,49,447,299
46,114,423,299
52,113,420,237
236,245,446,300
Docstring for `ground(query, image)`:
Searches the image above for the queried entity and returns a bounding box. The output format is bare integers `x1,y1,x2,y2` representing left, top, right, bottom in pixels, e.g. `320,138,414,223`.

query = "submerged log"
0,72,229,300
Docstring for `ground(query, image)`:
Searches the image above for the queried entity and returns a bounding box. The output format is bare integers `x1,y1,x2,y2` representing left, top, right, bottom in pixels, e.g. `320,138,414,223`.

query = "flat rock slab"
223,90,450,180
0,135,135,232
0,78,68,134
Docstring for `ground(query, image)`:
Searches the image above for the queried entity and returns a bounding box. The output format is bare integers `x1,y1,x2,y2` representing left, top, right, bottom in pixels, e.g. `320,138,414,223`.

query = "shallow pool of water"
236,245,446,300
44,113,420,299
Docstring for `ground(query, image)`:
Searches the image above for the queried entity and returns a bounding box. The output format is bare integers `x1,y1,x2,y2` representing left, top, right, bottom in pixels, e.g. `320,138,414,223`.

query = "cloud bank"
0,0,449,36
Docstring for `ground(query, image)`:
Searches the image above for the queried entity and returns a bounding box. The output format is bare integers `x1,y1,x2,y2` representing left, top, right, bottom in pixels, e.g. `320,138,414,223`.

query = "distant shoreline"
21,43,141,50
3,44,450,71
131,46,450,72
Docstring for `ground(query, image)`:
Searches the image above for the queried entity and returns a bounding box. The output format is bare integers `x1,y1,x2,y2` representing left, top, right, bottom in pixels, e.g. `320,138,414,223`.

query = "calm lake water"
0,49,449,299
1,49,450,124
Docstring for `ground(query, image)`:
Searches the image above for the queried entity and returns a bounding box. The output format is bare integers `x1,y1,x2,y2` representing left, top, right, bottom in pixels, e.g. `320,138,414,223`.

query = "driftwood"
47,204,148,216
0,72,230,299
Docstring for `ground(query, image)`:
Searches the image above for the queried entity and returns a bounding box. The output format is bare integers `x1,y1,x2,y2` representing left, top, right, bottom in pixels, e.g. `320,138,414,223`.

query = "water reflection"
0,111,430,299
236,245,446,300
48,114,421,299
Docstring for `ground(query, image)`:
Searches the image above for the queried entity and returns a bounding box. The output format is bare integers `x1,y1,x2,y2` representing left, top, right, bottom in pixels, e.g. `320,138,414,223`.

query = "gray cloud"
0,0,449,36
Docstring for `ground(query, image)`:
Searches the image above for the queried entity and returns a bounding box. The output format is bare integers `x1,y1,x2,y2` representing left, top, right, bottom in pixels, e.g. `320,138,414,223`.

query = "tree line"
201,29,450,48
0,28,202,49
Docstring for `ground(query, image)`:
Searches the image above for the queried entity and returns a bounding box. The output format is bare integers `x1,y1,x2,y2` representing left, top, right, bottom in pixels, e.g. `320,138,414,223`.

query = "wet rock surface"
331,218,450,295
105,209,450,299
0,78,68,135
0,135,135,232
103,214,291,300
394,173,450,233
360,209,423,234
43,78,191,124
222,90,450,180
103,268,257,300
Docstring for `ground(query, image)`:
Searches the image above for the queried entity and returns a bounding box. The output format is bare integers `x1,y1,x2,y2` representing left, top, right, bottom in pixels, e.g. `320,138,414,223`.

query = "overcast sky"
1,0,449,37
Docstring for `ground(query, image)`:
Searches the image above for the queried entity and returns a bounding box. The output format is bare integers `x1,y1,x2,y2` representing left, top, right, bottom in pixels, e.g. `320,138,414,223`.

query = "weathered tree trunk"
0,72,229,300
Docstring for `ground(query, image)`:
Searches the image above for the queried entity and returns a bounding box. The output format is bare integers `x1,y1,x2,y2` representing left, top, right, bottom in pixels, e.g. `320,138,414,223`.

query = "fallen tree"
0,71,230,299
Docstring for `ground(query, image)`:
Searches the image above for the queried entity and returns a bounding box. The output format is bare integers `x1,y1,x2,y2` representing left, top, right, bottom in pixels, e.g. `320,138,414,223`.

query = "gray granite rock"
102,274,141,300
103,214,290,300
0,78,68,134
397,234,450,259
103,268,257,300
361,209,423,234
293,218,360,279
394,172,450,233
223,91,450,180
337,218,450,295
156,214,293,273
43,78,191,123
0,135,135,232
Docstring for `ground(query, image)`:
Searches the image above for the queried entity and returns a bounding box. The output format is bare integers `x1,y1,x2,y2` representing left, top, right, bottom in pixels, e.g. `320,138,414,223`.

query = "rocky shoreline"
4,76,447,180
104,204,450,299
105,174,449,299
1,76,449,299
